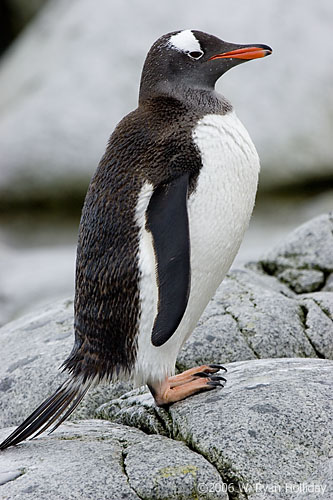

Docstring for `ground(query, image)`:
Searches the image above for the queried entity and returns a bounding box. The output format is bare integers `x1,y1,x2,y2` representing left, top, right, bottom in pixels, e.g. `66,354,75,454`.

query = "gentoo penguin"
0,30,272,450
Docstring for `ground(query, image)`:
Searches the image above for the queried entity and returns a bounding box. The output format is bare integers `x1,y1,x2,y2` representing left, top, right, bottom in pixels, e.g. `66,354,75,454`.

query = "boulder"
0,0,333,204
97,358,333,500
0,420,226,499
1,360,331,499
259,212,333,289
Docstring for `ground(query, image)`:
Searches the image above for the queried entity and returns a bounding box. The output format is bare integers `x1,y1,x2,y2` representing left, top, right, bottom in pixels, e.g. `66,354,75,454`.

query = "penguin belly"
133,110,260,386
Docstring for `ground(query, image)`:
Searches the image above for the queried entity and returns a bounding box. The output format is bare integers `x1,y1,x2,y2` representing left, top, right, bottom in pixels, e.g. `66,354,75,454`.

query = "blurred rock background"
0,0,332,326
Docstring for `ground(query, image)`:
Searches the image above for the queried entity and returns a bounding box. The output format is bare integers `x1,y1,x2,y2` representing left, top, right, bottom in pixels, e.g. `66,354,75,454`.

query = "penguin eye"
187,50,204,60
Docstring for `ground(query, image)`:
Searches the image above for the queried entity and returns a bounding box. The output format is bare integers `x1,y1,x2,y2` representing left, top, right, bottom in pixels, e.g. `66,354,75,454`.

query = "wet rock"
0,420,226,500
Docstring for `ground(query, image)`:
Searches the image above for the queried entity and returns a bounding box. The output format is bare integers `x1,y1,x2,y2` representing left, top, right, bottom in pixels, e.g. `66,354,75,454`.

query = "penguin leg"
148,367,226,406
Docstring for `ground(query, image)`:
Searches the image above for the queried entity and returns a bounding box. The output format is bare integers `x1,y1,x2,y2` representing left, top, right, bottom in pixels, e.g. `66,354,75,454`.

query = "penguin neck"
139,81,232,116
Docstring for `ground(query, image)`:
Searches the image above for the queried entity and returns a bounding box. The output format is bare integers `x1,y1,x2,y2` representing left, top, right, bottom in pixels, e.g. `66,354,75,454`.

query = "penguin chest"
133,111,259,385
189,110,260,293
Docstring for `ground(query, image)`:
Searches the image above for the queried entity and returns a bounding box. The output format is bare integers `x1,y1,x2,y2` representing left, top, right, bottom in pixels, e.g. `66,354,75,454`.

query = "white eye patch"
168,30,202,54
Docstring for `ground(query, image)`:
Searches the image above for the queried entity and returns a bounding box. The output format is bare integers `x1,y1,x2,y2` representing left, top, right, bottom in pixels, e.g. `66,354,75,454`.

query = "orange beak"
209,46,272,61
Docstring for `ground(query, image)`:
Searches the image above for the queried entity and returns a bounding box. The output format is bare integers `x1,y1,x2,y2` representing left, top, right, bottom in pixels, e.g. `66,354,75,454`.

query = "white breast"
188,111,260,320
133,110,260,386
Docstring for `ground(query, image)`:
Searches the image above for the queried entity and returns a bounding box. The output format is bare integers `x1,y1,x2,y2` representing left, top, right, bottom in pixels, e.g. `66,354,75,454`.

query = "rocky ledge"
0,213,332,499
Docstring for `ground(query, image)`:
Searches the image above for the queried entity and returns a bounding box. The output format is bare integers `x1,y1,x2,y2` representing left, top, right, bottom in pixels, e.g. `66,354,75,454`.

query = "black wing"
146,173,191,347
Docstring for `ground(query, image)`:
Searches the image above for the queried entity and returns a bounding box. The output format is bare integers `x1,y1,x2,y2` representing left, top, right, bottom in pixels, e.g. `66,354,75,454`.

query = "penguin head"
139,30,272,102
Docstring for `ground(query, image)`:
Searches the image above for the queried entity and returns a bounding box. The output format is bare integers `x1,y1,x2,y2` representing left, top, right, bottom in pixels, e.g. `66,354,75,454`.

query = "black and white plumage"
0,29,272,450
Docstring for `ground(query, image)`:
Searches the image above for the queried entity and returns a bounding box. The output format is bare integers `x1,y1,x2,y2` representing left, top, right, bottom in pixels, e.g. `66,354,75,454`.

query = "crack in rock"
298,304,325,358
310,297,333,321
224,309,260,359
298,300,333,358
120,448,145,500
181,438,233,500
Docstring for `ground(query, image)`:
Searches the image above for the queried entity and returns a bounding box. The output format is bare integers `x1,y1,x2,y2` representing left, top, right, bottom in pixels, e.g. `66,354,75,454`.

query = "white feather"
133,182,159,385
168,30,201,53
133,110,260,386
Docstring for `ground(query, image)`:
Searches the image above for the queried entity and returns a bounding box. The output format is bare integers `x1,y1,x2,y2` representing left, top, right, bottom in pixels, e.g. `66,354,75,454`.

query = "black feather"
0,377,92,450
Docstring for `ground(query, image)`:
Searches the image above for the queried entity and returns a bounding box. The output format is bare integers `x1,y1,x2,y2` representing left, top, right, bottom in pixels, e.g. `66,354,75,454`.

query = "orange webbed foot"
148,364,227,406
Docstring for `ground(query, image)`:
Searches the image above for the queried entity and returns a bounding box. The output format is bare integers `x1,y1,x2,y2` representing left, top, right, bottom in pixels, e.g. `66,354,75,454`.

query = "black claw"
209,364,227,372
210,375,227,383
207,380,225,387
193,372,211,378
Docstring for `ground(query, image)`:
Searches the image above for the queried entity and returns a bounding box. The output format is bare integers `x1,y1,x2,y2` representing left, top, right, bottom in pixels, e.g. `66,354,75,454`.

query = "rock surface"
0,299,132,429
0,299,72,428
259,211,333,291
97,358,333,500
0,420,226,499
0,0,333,204
1,213,332,498
1,360,331,500
0,213,332,431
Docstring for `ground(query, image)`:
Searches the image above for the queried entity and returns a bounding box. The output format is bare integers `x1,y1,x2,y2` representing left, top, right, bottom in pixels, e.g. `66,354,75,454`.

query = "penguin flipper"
0,378,91,450
146,173,191,347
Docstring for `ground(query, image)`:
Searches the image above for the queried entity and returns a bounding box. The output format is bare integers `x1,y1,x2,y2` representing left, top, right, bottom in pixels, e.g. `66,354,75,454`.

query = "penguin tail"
0,376,93,451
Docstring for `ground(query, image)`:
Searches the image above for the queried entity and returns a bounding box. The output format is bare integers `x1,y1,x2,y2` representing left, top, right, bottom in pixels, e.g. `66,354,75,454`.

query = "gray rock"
1,213,332,433
0,299,72,428
96,358,333,500
259,212,333,282
0,420,226,500
299,295,333,359
124,433,227,500
0,298,132,428
1,213,333,498
177,262,333,370
277,268,325,294
177,312,256,372
322,272,333,292
294,459,333,500
96,388,170,437
0,0,333,204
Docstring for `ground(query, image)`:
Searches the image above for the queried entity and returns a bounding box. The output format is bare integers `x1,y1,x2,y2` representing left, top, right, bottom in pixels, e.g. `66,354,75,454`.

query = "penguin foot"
168,364,226,387
148,365,227,407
